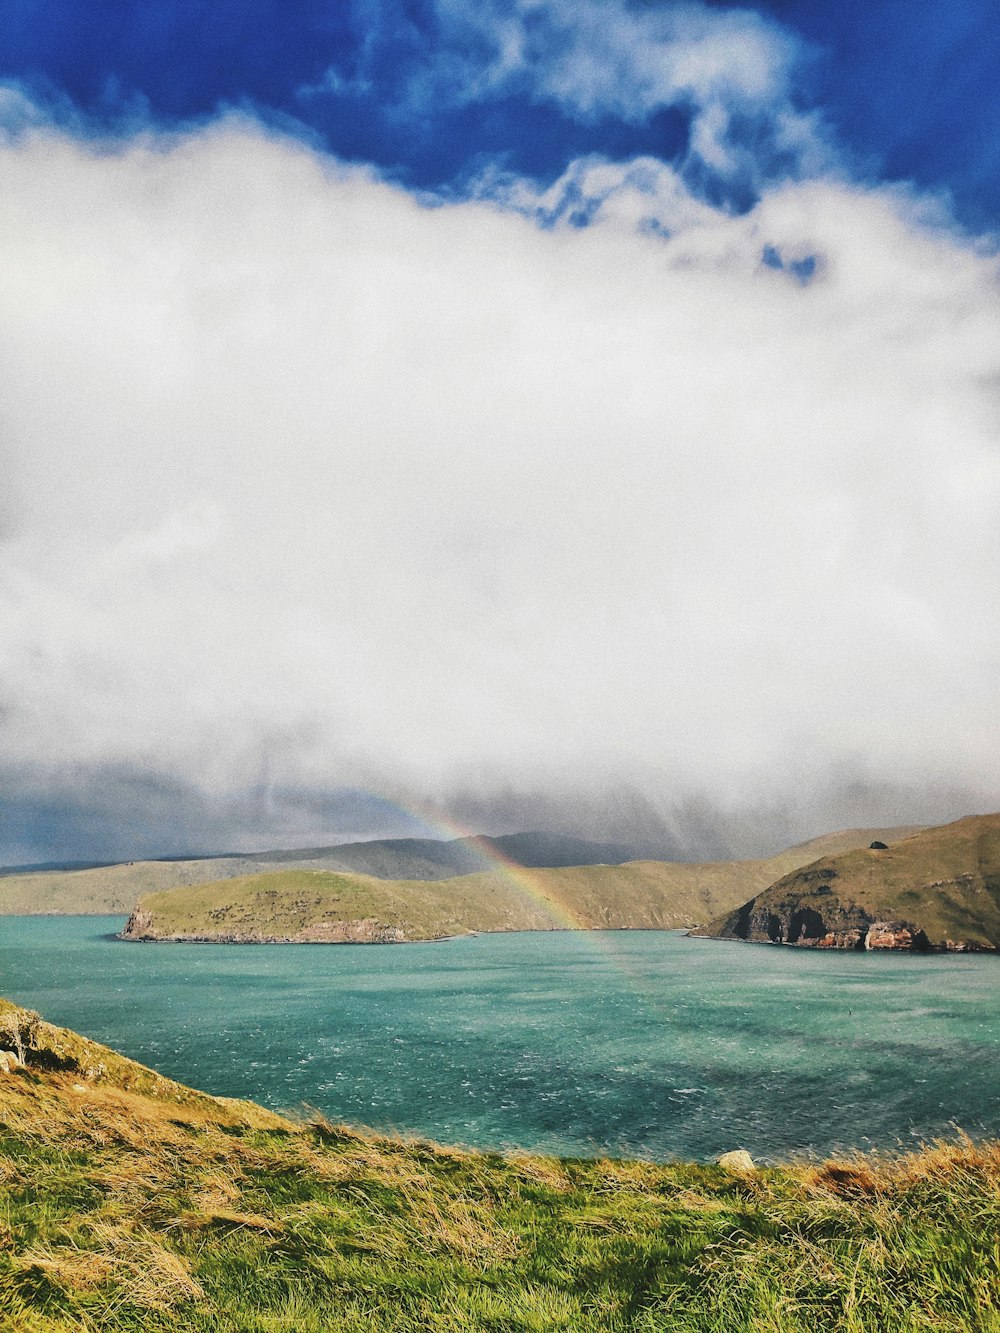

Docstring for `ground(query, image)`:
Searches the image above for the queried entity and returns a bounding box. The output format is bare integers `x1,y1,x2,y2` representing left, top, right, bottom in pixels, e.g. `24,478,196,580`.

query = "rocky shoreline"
121,907,413,945
690,904,989,952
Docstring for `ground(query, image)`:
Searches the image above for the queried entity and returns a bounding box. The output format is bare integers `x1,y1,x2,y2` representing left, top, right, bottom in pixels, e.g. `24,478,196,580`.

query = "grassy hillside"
698,812,1000,951
0,826,922,918
120,827,924,942
1,997,999,1331
0,832,633,917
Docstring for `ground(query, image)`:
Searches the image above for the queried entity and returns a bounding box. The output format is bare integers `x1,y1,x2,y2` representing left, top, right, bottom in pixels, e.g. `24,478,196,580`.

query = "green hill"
120,827,924,943
696,812,1000,951
1,996,998,1330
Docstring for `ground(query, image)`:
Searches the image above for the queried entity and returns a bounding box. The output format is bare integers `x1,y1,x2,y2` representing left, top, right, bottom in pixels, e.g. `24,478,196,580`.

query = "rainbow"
357,791,590,933
351,791,674,1012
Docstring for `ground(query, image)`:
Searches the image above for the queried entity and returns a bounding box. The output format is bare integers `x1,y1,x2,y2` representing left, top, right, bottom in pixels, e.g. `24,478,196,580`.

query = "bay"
2,915,999,1162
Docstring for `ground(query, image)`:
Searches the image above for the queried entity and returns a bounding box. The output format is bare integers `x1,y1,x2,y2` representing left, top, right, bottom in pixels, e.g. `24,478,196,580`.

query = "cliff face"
121,906,157,939
710,896,935,951
695,813,1000,952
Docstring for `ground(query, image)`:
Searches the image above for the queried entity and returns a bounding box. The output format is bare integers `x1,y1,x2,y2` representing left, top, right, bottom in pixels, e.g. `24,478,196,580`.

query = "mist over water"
4,917,999,1162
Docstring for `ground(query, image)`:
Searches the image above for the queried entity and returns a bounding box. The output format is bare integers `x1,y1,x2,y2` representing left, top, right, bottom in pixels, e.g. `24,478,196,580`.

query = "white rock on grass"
716,1149,755,1172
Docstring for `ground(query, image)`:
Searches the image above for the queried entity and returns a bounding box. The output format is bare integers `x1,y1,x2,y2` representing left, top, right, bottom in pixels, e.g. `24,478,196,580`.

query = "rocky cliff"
694,813,1000,951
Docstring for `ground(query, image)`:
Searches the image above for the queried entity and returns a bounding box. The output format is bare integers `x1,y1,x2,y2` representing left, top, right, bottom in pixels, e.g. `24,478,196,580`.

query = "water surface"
2,916,998,1161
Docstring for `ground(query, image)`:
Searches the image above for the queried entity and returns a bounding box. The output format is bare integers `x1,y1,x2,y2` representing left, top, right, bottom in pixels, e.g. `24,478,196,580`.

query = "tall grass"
2,1002,999,1331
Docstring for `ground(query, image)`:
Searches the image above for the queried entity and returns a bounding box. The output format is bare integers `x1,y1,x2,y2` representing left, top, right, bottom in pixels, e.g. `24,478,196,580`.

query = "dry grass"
23,1225,204,1310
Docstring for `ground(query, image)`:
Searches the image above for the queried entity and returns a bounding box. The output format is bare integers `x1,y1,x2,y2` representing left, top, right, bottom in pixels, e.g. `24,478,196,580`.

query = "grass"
1,998,999,1331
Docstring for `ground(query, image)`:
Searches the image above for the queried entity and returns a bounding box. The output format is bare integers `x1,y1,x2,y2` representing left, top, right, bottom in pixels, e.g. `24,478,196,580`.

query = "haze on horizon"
1,0,998,866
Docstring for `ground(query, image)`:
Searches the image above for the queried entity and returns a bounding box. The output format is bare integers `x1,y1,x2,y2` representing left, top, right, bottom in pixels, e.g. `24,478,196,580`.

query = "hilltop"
121,826,921,944
0,831,637,916
696,812,1000,951
1,996,999,1330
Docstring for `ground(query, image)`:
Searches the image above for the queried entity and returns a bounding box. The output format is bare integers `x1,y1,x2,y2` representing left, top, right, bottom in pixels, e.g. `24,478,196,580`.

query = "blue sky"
1,0,997,225
0,2,998,863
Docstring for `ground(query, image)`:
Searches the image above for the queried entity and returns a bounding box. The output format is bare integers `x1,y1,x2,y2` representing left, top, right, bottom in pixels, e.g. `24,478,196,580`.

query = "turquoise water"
2,916,999,1162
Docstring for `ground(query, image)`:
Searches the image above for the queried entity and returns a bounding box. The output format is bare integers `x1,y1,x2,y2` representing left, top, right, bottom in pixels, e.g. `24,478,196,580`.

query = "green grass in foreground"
1,999,999,1331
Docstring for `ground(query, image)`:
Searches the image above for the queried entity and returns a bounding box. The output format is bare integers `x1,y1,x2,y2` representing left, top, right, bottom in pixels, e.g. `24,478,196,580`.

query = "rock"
292,918,407,944
869,841,888,850
731,899,873,949
121,907,158,940
717,1150,755,1172
814,928,865,949
865,920,930,951
0,1050,23,1073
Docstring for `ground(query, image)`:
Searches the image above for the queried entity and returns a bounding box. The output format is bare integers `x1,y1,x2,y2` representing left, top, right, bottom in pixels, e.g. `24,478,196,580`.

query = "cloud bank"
0,92,999,859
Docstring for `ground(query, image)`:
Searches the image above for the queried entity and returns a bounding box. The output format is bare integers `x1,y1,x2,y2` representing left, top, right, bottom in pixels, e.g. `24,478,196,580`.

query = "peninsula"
694,812,1000,951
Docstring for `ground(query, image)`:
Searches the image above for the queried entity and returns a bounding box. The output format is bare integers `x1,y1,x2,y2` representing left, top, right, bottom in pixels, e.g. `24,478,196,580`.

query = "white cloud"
0,111,999,845
340,0,832,189
415,0,797,113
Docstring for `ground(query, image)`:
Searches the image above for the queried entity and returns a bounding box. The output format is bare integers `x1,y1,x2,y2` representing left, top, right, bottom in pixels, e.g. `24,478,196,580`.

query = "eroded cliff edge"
692,812,1000,951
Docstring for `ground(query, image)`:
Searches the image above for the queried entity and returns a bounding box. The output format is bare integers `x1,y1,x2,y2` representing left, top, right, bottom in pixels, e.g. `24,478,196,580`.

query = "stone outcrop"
122,907,157,939
865,920,931,951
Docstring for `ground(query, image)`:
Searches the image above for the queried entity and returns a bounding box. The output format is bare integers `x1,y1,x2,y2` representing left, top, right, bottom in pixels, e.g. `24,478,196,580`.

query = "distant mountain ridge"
253,830,638,875
0,830,635,877
694,813,1000,951
0,831,639,915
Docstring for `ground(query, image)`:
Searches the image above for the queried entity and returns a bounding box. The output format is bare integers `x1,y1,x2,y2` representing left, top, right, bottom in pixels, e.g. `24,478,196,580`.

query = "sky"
1,0,998,864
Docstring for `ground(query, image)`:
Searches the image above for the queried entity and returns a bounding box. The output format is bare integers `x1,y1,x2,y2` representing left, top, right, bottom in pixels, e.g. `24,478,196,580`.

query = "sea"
3,915,998,1162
